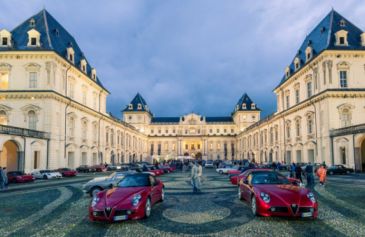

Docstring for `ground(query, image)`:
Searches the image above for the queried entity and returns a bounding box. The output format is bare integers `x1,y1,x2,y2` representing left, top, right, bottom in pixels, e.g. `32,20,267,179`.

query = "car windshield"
108,172,125,180
118,175,149,188
40,170,51,173
251,172,290,185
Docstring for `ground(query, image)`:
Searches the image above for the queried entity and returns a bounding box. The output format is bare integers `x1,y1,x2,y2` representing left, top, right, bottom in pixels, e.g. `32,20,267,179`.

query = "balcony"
0,124,49,139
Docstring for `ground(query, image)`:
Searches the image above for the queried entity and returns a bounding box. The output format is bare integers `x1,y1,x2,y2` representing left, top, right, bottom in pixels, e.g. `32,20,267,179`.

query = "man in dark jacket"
305,162,314,188
295,163,303,182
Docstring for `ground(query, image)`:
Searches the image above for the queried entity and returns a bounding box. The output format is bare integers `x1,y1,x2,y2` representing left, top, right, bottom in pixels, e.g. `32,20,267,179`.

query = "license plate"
114,215,128,221
301,212,312,217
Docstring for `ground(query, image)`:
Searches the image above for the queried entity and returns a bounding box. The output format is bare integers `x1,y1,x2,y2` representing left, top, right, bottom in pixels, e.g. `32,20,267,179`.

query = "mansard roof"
151,117,180,124
1,9,107,91
233,93,260,113
205,117,233,123
123,93,152,114
277,9,364,88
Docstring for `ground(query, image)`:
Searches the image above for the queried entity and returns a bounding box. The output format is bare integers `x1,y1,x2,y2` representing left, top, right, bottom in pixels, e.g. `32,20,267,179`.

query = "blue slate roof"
277,9,364,88
123,93,152,114
151,117,180,123
233,93,260,113
205,117,233,123
1,9,107,91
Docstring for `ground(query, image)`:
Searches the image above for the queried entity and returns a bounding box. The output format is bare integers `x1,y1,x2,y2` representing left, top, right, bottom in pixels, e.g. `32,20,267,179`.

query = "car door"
241,173,254,201
149,175,159,204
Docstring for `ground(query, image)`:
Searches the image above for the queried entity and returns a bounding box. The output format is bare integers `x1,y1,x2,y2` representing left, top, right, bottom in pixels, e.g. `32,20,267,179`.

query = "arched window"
340,108,351,127
68,116,75,137
28,110,37,130
307,117,314,134
81,120,88,141
295,119,301,137
0,110,7,125
286,122,291,139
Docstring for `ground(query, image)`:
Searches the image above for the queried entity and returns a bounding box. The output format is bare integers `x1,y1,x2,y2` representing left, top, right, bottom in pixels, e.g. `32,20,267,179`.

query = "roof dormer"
305,46,313,62
128,104,133,110
91,68,96,80
335,30,348,46
294,57,301,71
285,66,290,78
80,59,87,73
361,33,365,47
137,103,142,110
66,47,75,64
27,29,41,47
0,29,12,47
251,103,256,109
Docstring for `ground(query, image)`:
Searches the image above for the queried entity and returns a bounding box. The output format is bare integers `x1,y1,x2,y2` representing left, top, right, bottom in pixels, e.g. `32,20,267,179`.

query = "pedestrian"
305,162,314,188
0,166,5,191
290,163,296,178
316,164,327,186
197,160,203,190
190,161,200,193
295,163,303,183
2,167,8,189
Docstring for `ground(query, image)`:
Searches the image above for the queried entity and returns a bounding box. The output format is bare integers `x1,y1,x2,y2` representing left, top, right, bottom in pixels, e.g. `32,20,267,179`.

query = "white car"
31,170,62,179
205,160,214,168
216,165,237,174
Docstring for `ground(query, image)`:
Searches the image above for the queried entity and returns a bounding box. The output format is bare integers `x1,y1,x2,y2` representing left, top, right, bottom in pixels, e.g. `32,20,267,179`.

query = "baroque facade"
0,9,365,172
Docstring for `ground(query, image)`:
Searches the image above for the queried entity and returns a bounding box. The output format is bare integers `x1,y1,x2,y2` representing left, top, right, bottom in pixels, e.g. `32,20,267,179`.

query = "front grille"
105,208,112,217
299,207,313,213
270,207,288,213
93,211,104,217
291,204,298,214
114,210,129,216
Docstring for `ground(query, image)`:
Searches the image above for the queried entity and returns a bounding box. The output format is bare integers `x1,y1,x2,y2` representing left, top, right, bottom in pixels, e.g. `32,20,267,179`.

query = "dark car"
76,165,95,173
7,171,35,183
327,165,354,175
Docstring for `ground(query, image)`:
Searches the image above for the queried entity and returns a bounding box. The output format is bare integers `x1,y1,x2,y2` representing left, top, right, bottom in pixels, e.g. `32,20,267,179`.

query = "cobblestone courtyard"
1,169,364,237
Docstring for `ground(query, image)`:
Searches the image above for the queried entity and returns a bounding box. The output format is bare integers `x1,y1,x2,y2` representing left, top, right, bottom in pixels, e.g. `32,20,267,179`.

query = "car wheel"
346,170,350,174
329,171,334,175
145,198,152,218
219,170,223,174
43,175,48,180
251,196,258,216
238,187,242,200
90,187,102,197
160,188,165,202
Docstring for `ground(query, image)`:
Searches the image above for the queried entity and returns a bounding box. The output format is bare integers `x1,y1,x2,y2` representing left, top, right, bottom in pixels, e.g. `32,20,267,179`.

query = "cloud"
1,0,365,118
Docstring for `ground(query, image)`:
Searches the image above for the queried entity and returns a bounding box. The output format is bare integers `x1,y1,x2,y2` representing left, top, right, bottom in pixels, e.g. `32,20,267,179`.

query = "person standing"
197,160,203,191
305,162,314,188
295,163,303,183
290,163,296,178
191,162,199,193
316,165,327,186
2,167,8,190
0,167,5,191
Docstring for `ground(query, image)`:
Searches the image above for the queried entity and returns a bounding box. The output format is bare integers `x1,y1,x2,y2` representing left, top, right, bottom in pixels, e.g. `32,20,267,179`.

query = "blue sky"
1,0,365,118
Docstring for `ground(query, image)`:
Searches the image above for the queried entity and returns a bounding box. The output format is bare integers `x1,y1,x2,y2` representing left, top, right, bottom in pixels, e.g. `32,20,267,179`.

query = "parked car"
57,168,77,177
216,165,238,174
205,160,214,168
147,166,164,176
89,173,164,222
327,165,354,175
238,169,317,218
31,170,62,179
7,171,35,183
91,165,107,172
82,171,135,197
76,165,95,173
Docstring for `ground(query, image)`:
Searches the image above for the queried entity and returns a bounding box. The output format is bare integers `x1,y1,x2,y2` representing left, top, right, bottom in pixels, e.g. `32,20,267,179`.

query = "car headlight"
91,197,100,207
260,192,270,203
307,192,316,203
132,194,142,207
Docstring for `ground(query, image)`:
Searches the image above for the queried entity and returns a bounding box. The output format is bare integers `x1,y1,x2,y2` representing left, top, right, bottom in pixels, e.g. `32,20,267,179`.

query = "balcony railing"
0,124,49,139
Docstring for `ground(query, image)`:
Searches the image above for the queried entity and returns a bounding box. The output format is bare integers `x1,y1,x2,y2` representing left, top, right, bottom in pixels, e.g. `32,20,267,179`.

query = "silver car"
82,171,135,197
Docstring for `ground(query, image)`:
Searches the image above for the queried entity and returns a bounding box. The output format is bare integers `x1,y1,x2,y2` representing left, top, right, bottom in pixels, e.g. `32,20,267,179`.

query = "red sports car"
231,168,270,185
238,170,317,218
89,173,164,222
7,171,35,183
148,167,164,176
57,168,77,177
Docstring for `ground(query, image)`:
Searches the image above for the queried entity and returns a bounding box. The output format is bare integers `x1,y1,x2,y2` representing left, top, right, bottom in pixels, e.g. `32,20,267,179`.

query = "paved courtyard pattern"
0,169,365,237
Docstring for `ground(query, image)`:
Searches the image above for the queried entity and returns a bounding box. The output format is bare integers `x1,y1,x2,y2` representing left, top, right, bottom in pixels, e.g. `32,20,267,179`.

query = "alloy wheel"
251,196,257,216
145,198,151,218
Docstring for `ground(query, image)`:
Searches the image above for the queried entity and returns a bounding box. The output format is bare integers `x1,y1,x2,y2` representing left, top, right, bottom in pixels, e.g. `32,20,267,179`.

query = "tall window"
0,110,7,125
28,110,37,130
286,124,291,138
340,108,351,127
0,72,9,90
296,120,301,137
307,118,313,134
286,95,290,109
92,123,97,142
295,89,300,104
340,147,346,164
82,120,87,141
68,116,75,137
307,81,312,98
69,82,75,98
29,72,37,88
339,71,348,88
82,90,87,105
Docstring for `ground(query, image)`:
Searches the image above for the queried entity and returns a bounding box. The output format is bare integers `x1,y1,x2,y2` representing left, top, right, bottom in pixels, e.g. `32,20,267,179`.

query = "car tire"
219,170,223,174
329,171,334,175
346,170,350,174
145,198,152,218
90,187,102,197
160,188,165,202
43,175,48,180
251,196,258,216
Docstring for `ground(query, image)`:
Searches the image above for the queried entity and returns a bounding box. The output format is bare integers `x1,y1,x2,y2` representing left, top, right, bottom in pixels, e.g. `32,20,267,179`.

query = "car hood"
103,187,148,207
254,184,308,204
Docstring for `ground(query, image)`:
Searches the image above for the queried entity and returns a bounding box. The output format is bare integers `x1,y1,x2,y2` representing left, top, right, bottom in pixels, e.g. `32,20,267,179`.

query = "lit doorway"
0,140,19,171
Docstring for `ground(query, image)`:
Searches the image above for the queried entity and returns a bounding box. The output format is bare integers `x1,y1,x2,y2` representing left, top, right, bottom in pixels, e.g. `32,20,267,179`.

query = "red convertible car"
7,171,35,183
57,168,77,177
89,173,164,222
238,170,318,218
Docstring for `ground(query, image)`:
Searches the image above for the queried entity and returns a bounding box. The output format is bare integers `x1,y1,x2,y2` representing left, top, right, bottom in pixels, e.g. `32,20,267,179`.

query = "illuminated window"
0,72,9,90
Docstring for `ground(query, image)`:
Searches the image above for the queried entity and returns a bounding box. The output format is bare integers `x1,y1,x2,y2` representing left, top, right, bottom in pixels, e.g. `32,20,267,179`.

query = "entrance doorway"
361,139,365,171
33,151,40,169
0,140,19,171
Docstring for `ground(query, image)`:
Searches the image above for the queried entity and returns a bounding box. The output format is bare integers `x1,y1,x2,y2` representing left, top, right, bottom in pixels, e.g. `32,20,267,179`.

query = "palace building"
0,9,365,172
